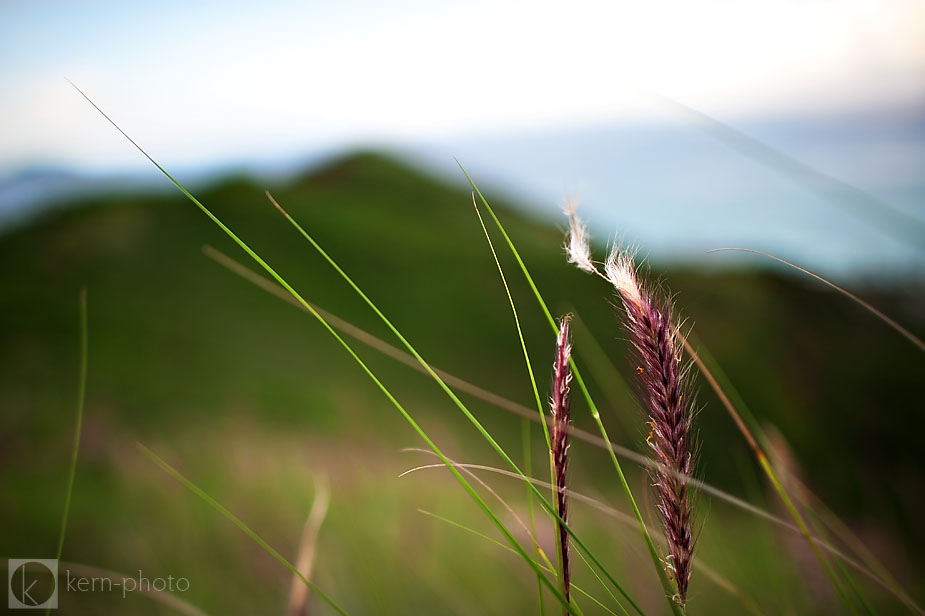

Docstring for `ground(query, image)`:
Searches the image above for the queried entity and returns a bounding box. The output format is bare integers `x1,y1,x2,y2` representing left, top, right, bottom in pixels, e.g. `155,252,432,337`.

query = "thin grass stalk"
567,311,635,434
523,419,548,616
471,194,550,447
288,477,331,616
471,197,565,609
433,452,560,580
708,248,924,351
137,445,350,616
470,195,558,480
681,336,859,612
205,244,911,609
201,246,791,527
689,333,919,614
797,480,920,614
550,317,574,610
403,449,563,596
48,288,88,616
802,506,877,616
563,197,862,612
407,454,586,615
266,192,643,615
464,170,684,616
403,458,765,616
72,85,576,613
649,90,925,248
472,193,556,613
418,510,622,616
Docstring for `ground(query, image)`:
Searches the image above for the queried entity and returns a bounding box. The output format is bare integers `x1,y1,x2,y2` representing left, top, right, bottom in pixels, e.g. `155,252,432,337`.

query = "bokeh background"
1,1,923,614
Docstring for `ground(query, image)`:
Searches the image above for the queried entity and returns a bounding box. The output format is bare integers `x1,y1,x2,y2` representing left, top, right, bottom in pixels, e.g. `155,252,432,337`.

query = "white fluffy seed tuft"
564,202,597,275
605,247,642,307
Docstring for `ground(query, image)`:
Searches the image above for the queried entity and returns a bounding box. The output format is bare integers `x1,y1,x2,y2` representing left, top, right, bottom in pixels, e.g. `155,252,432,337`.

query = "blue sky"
2,0,922,173
1,0,923,278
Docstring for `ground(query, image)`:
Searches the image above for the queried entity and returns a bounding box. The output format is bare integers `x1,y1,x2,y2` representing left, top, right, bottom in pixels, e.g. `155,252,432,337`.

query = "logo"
8,559,58,610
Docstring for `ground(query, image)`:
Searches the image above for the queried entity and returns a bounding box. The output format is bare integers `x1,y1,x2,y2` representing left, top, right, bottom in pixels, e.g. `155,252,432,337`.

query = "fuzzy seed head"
564,203,597,275
605,247,642,308
550,315,573,608
611,256,696,605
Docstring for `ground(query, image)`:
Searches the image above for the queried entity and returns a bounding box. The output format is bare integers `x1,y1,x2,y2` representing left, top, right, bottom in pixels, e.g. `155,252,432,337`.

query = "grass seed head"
550,315,573,607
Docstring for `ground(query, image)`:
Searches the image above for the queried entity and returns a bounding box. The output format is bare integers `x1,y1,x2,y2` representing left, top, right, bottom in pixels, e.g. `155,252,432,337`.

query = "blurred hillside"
1,152,923,614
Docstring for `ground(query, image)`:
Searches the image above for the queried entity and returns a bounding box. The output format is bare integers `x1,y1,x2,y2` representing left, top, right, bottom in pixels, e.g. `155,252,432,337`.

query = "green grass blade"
571,547,623,615
471,194,572,607
800,487,921,615
137,444,350,616
689,333,919,614
707,248,923,351
524,419,547,616
470,194,550,447
73,85,576,614
206,244,901,612
268,192,643,616
460,164,684,615
758,454,857,613
406,457,767,616
803,508,876,616
683,333,859,613
47,288,88,616
567,311,634,434
419,510,625,616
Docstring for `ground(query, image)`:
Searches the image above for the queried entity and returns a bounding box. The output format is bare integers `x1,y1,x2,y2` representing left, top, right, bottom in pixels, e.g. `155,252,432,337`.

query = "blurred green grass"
1,152,923,614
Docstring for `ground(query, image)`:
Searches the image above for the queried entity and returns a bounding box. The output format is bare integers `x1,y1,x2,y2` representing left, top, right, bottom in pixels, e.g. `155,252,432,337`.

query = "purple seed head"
550,315,573,607
608,251,695,605
563,209,697,605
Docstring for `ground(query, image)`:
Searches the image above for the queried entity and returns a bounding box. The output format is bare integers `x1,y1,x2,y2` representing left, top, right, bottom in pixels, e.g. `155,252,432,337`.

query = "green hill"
2,152,922,614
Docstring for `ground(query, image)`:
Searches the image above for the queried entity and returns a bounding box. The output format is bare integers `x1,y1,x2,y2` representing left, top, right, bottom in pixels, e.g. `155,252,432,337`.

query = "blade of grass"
688,332,925,614
648,90,925,249
571,546,624,616
472,184,554,611
688,332,912,614
419,510,623,616
471,193,550,448
73,85,576,614
708,248,924,351
413,449,560,579
690,332,921,614
206,242,902,597
524,419,548,616
802,503,877,616
203,243,907,605
137,444,349,616
797,479,920,615
567,311,634,434
470,193,570,607
420,451,586,615
47,288,88,616
404,455,766,616
267,191,642,616
461,165,684,615
680,335,858,613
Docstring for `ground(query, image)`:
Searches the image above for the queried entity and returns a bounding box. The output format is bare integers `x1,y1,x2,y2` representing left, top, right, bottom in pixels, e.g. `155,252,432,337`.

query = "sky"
1,0,923,277
1,0,923,173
